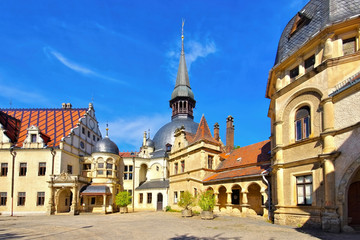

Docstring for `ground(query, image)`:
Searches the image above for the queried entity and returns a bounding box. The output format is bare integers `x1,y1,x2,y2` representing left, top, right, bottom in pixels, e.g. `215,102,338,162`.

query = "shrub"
115,191,132,207
198,190,215,211
177,191,196,210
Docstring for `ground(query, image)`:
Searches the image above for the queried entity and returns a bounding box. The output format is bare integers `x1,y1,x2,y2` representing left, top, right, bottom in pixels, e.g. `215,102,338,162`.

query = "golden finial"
106,123,109,137
181,19,185,39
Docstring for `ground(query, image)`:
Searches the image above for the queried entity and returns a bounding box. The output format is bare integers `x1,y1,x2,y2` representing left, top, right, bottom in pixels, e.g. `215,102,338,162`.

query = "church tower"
169,22,196,120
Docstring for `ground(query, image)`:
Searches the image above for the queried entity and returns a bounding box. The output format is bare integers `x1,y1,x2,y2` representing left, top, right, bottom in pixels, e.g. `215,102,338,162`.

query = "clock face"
89,119,95,129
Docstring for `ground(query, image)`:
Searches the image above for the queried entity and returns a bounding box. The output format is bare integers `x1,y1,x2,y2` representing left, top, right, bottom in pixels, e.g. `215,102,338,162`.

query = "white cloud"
102,114,169,150
43,47,126,84
166,38,217,82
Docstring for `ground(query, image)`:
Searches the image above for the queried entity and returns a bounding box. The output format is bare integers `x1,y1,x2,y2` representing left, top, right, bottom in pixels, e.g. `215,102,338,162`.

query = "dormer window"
304,55,315,71
166,144,172,152
343,37,356,56
289,12,311,38
290,66,299,79
31,134,37,143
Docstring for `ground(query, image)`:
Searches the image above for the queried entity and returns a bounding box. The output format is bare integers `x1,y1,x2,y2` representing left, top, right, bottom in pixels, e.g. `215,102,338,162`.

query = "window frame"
123,165,133,180
174,162,178,174
174,191,178,204
31,134,37,143
147,193,152,204
67,165,73,174
18,192,26,206
1,163,8,176
38,162,46,176
295,106,311,141
139,193,143,204
296,175,313,206
343,37,356,56
19,163,27,176
208,155,213,169
181,160,185,173
37,192,45,206
0,192,7,206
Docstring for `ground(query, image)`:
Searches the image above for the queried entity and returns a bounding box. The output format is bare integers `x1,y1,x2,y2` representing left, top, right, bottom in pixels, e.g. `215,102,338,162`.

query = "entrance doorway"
157,193,163,211
348,181,360,225
57,189,73,213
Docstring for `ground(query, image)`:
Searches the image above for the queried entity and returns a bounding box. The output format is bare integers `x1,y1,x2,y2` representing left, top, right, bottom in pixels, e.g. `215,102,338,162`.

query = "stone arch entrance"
57,188,73,213
348,181,360,225
247,183,263,216
157,193,163,211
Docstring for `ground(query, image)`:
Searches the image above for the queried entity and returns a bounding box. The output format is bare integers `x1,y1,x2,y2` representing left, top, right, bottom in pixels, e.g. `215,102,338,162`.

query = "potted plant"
198,190,215,220
115,191,132,213
178,191,195,217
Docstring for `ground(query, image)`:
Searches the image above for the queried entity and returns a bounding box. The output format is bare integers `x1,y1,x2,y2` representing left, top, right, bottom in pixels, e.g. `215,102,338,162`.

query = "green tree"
115,191,132,207
198,190,215,211
177,191,196,210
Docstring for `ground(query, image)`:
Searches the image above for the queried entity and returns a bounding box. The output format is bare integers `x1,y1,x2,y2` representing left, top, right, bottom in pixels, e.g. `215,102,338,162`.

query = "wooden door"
348,181,360,225
157,193,163,211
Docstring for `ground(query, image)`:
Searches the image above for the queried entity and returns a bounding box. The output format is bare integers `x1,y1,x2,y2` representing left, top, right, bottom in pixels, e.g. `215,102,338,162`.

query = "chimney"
214,122,220,141
226,115,234,151
62,103,66,109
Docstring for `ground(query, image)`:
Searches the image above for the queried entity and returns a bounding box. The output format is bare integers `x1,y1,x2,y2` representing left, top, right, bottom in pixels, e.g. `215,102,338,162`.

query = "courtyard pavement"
0,211,359,240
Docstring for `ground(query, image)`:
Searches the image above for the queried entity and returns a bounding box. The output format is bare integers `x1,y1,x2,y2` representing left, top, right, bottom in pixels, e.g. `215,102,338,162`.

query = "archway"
248,183,263,215
139,164,147,185
348,168,360,226
57,188,72,213
218,186,227,210
157,193,163,211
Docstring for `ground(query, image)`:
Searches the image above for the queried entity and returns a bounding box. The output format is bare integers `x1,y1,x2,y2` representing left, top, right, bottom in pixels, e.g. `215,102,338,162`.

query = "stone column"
241,190,249,216
275,167,284,206
47,179,56,215
322,98,335,153
71,184,79,215
261,189,269,219
274,121,283,146
214,192,220,212
103,195,107,214
226,191,232,212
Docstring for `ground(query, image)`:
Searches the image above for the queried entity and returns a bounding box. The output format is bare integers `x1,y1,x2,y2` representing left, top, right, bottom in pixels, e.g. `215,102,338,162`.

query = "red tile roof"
1,108,87,147
203,140,271,182
119,151,138,157
0,111,21,143
190,115,219,145
203,164,270,182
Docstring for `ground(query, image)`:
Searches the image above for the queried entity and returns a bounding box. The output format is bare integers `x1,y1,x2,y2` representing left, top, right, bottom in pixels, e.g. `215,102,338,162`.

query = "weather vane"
182,19,185,38
106,123,109,137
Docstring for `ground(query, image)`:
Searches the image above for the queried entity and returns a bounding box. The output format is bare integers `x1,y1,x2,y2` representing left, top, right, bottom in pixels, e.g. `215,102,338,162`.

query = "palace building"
266,0,360,232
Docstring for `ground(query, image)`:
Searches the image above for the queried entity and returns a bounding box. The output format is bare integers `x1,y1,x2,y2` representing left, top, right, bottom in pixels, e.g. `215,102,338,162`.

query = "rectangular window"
147,193,152,204
295,116,310,141
91,197,96,205
0,192,7,206
124,165,133,180
98,163,104,168
297,175,313,205
181,160,185,173
208,155,213,169
174,163,178,174
83,164,91,170
19,163,27,176
106,170,112,176
67,165,72,174
18,192,26,206
38,162,46,176
93,135,95,141
97,170,103,175
82,127,85,134
31,134,37,143
304,55,315,70
290,66,299,79
343,37,356,56
174,192,178,204
87,131,90,138
180,191,184,200
37,192,45,206
1,163,8,176
139,193,143,204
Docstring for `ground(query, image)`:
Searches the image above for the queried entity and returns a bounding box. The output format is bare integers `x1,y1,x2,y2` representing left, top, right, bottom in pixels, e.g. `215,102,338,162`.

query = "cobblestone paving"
0,212,359,240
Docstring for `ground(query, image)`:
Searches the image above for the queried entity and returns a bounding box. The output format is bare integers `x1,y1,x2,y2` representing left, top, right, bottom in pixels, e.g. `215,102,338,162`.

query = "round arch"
247,183,263,216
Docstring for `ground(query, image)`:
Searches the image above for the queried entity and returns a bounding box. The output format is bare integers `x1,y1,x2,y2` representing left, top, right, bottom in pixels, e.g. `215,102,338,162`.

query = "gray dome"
93,137,119,155
171,85,194,100
145,138,155,148
153,116,198,151
274,0,360,65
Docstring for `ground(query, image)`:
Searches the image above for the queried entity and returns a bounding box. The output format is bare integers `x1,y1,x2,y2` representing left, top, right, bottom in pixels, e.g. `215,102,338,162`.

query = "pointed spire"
171,20,194,100
192,115,219,144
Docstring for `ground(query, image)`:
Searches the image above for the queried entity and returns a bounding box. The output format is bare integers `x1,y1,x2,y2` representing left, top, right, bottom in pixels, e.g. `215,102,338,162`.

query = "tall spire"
170,20,196,120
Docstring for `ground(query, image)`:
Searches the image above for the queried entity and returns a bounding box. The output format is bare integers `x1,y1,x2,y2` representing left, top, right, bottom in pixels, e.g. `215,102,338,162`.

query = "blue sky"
0,0,308,151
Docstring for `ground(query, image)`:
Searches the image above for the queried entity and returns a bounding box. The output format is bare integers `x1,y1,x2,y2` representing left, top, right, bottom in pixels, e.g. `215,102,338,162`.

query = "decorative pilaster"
241,190,249,216
226,191,232,212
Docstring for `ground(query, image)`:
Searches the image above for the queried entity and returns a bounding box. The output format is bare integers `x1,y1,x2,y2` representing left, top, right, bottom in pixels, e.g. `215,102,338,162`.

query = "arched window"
295,106,310,141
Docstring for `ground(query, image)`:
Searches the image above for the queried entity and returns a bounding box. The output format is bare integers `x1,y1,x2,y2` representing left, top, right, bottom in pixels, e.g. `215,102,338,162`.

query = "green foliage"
177,191,196,210
198,190,215,211
234,145,241,149
115,191,132,207
165,206,181,212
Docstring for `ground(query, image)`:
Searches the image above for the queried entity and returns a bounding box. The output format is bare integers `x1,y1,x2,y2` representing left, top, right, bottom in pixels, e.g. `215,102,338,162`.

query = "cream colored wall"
334,91,360,129
0,149,59,215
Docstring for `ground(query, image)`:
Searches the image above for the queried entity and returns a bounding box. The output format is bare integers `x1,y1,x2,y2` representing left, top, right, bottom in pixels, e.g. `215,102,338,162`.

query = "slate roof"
203,140,271,183
136,180,169,190
81,185,111,195
0,108,87,147
274,0,360,66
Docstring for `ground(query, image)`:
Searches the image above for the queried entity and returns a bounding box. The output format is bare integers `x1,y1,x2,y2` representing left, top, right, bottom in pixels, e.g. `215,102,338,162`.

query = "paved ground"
0,211,359,240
